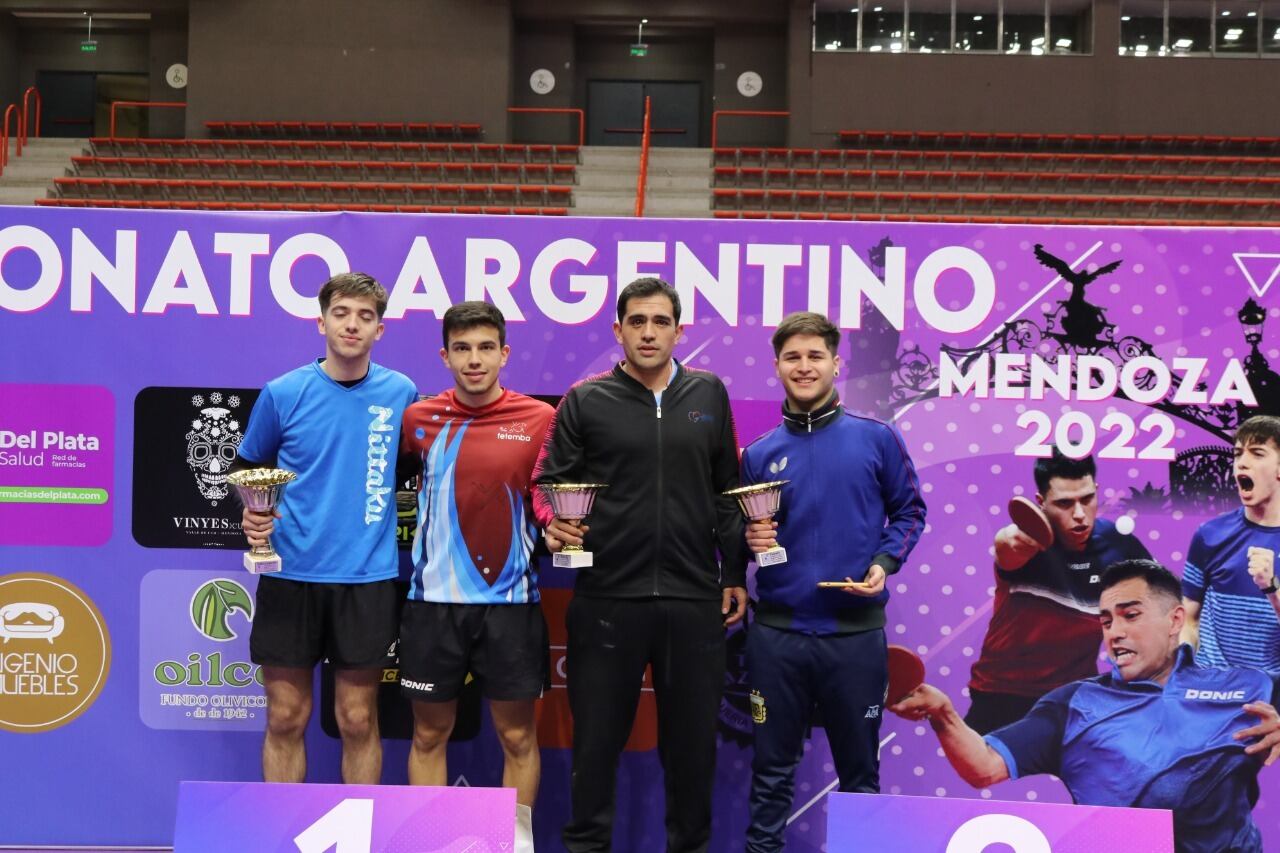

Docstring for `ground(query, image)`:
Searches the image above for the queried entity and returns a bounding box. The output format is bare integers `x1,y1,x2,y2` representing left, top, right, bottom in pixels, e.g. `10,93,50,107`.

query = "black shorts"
398,601,550,702
249,576,400,670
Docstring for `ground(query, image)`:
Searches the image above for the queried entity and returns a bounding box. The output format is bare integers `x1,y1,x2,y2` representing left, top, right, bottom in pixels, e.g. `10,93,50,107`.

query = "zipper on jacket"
654,393,664,595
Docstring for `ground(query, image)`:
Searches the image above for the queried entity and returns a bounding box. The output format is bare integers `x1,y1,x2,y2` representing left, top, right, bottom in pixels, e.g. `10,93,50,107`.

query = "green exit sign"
630,43,648,57
80,40,98,52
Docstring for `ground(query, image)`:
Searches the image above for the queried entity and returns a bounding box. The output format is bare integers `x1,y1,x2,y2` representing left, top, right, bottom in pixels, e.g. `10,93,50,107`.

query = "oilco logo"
190,579,252,641
0,572,111,733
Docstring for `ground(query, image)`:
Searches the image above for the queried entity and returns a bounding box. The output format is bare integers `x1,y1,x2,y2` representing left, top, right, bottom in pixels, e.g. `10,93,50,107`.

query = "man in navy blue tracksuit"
741,311,926,853
890,560,1280,853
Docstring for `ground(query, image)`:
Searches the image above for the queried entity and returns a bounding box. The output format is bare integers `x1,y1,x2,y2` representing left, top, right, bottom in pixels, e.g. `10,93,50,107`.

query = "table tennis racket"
886,644,926,706
1008,495,1054,549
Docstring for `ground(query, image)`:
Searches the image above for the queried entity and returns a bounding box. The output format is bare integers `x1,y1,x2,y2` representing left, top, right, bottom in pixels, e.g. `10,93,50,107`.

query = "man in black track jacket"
533,277,749,853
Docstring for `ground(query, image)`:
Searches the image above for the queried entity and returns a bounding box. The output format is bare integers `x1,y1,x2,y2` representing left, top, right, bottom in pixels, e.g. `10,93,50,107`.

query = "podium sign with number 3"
828,792,1173,853
174,781,516,853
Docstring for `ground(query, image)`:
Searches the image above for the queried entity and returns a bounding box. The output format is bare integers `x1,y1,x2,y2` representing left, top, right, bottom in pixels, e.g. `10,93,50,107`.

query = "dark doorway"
36,71,95,137
587,80,701,147
576,23,713,148
36,70,148,137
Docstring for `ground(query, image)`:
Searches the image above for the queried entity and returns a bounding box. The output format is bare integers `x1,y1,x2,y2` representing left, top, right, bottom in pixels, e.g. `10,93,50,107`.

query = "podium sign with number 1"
174,781,516,852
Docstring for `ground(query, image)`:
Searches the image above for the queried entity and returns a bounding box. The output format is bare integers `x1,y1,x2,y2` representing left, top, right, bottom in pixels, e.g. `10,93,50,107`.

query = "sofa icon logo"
0,573,111,734
190,579,253,642
0,601,65,643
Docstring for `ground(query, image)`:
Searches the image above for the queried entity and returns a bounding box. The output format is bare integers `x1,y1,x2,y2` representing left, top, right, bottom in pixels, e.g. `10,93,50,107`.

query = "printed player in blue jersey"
1182,415,1280,674
236,272,417,784
890,560,1280,853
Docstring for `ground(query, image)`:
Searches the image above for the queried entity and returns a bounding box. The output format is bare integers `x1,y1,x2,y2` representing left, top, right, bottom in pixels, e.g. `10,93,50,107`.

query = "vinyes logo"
132,387,260,550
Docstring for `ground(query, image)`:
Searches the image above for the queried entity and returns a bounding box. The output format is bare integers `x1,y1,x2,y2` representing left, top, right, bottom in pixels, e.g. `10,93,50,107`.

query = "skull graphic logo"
185,392,244,505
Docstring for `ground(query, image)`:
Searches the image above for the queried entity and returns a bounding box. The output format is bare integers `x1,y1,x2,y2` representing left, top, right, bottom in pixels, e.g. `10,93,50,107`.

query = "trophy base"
553,550,594,569
244,552,283,574
757,547,788,567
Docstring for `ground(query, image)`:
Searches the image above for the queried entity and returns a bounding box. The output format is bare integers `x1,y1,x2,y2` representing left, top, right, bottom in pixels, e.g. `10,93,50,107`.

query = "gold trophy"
540,483,606,569
227,468,297,574
725,480,789,566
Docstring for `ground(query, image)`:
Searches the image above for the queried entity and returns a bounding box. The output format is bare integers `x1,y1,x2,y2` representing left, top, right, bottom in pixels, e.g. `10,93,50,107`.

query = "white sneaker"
515,803,535,853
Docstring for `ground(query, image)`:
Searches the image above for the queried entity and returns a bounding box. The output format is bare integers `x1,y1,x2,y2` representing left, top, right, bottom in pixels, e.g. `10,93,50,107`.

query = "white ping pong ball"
1115,515,1135,536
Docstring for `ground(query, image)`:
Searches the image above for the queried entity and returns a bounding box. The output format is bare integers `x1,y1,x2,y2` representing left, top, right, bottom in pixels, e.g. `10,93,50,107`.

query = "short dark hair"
1099,559,1183,608
1235,415,1280,451
616,277,681,323
772,311,840,357
442,301,506,348
318,272,388,318
1033,448,1097,494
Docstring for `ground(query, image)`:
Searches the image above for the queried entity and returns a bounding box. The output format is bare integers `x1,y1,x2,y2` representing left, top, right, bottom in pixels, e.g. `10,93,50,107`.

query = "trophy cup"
539,483,606,569
725,480,789,566
227,468,298,574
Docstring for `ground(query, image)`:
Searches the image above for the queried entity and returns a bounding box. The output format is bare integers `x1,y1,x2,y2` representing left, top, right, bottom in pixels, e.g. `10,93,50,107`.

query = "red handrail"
1,104,18,174
635,97,653,217
710,109,790,149
22,86,41,144
109,100,187,139
507,107,585,147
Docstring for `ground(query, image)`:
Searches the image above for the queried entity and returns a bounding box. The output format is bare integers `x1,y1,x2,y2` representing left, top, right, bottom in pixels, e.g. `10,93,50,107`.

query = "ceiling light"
869,44,883,51
1056,38,1072,47
1121,15,1131,21
1173,37,1193,48
1031,36,1045,46
973,14,983,20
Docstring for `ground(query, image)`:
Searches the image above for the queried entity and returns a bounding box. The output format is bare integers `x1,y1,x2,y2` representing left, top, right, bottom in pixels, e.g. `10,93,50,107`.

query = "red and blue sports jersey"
969,518,1151,697
401,388,553,605
985,646,1277,853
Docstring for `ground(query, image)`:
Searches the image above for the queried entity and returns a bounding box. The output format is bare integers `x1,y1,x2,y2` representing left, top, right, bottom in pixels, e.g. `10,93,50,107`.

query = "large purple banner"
0,207,1277,849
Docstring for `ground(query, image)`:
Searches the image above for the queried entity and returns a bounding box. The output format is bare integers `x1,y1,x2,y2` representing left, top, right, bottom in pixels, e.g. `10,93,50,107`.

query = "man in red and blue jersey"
892,559,1280,853
967,451,1151,734
398,301,554,843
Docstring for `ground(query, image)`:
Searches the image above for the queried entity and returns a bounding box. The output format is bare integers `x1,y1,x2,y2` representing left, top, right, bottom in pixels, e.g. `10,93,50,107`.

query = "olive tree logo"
190,579,253,641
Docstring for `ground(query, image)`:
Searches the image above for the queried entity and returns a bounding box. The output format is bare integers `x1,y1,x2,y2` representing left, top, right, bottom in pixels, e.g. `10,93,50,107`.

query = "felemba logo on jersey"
138,570,266,731
132,386,260,549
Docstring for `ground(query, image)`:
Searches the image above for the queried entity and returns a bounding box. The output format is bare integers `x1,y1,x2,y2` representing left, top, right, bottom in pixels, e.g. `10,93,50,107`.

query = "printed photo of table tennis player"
963,450,1152,734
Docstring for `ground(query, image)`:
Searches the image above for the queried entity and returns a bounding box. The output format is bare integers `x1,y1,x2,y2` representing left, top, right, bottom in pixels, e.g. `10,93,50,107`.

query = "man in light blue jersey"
1182,415,1280,673
236,272,417,784
890,560,1280,853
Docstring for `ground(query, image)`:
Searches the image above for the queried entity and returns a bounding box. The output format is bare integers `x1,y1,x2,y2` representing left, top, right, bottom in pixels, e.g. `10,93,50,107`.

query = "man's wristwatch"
1264,578,1279,595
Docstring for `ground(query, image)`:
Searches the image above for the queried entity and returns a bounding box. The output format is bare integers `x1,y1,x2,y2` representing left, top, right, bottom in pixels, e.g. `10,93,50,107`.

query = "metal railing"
1,104,19,174
109,100,187,139
710,109,790,149
506,106,585,147
21,86,41,146
635,97,653,217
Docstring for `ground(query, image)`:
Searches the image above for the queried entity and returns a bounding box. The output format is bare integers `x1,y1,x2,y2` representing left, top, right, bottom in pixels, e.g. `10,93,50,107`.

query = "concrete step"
647,148,713,168
0,187,49,205
1,138,86,204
